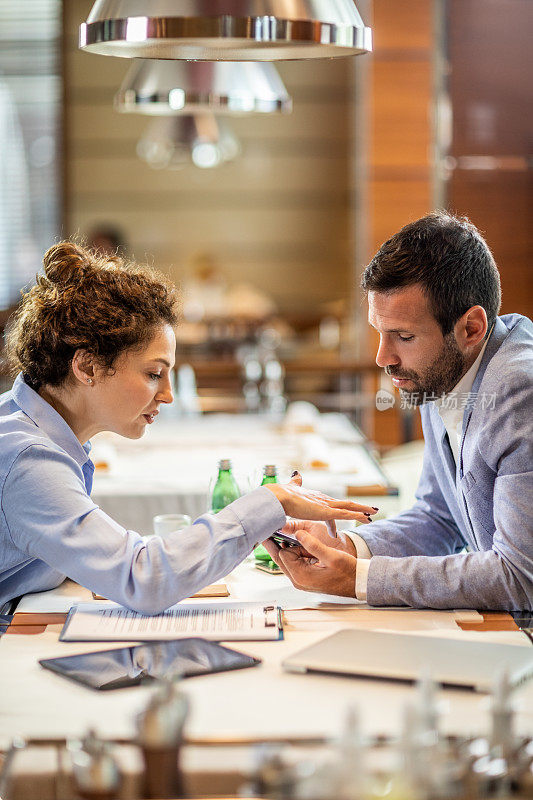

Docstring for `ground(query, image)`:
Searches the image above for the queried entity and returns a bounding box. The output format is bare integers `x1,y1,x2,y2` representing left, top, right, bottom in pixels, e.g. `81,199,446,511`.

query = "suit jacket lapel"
458,408,473,480
457,317,509,485
430,405,457,485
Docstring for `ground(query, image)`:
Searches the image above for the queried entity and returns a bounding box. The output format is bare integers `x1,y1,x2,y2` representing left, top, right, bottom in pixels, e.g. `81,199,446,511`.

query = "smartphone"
39,638,260,691
270,530,300,548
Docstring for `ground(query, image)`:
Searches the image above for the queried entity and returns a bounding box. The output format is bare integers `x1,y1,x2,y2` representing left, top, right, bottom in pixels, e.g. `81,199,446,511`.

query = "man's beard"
385,333,467,406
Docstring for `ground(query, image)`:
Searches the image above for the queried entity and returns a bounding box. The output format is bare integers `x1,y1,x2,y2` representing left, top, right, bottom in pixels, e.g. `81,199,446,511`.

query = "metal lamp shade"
137,114,241,169
115,59,292,115
80,1,372,61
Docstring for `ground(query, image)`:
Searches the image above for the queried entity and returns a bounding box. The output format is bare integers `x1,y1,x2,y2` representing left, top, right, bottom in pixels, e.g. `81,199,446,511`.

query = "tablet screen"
39,638,260,690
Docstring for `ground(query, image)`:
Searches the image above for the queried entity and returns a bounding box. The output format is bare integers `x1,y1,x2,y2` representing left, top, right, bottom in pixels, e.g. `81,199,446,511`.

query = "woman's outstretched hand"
263,470,377,523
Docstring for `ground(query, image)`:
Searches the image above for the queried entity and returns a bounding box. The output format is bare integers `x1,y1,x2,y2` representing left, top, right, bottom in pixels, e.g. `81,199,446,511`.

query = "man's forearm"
343,502,465,602
351,500,465,559
366,549,532,611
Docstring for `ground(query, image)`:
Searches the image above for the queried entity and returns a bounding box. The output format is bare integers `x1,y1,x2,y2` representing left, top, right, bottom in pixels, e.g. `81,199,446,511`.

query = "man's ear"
455,306,488,352
71,349,96,387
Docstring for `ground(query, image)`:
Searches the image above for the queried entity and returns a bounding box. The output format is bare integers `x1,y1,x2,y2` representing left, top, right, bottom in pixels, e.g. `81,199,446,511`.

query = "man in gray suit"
267,212,532,610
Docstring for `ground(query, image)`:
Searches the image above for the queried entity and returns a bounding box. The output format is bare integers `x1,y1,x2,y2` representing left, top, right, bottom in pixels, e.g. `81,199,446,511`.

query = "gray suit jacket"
359,314,533,611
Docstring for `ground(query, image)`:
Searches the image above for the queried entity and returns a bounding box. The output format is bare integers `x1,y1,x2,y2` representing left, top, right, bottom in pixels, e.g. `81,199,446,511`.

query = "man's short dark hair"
361,212,502,336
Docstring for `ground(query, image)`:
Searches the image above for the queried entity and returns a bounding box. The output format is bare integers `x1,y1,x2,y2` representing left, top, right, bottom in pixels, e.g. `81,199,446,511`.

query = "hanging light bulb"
137,114,241,170
80,1,372,61
115,60,292,116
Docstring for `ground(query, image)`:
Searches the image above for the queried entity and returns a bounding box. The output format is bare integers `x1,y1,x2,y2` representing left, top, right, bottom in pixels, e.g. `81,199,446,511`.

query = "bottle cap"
264,465,277,477
218,459,232,470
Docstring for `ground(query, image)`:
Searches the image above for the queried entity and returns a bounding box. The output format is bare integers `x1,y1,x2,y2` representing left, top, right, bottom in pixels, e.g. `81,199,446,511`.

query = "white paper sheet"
15,581,94,612
60,601,282,642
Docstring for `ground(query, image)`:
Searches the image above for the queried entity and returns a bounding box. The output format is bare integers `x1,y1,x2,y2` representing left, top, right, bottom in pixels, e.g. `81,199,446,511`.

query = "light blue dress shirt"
0,374,286,613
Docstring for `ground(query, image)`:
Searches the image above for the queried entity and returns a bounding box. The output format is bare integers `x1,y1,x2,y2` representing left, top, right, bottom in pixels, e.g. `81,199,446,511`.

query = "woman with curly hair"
0,242,375,613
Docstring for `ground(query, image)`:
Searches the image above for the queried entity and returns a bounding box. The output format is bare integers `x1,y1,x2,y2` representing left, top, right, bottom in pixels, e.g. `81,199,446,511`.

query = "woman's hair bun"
42,241,90,286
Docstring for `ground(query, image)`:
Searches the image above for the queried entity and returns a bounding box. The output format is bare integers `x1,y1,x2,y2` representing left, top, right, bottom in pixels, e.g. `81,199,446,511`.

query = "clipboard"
60,601,284,643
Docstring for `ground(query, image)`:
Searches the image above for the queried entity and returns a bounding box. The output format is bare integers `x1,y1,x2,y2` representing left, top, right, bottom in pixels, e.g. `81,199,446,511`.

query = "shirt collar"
12,373,92,468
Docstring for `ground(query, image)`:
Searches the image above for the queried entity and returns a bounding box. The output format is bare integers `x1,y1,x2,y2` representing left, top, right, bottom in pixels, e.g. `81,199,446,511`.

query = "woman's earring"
87,378,93,385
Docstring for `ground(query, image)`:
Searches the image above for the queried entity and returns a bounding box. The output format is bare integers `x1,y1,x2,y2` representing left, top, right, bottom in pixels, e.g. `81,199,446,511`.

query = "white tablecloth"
90,413,394,535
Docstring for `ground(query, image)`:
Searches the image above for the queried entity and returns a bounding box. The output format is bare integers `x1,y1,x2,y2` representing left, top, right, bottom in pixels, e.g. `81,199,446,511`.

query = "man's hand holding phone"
261,471,376,597
266,520,357,560
263,521,359,597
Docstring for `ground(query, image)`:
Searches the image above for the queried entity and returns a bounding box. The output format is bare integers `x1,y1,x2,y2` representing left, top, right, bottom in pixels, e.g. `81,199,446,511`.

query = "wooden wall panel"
446,0,533,320
364,0,434,447
67,102,351,143
448,0,532,156
371,62,432,169
370,180,432,248
68,208,349,241
448,171,533,318
70,155,350,195
373,0,432,51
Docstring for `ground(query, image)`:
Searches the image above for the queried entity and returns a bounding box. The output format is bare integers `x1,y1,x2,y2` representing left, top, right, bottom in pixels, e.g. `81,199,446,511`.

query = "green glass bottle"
260,465,278,485
255,466,278,563
211,459,241,513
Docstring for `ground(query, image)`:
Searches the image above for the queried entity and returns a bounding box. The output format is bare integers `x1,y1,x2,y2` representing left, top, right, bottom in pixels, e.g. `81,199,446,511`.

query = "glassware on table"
210,459,241,513
153,513,192,538
254,464,284,572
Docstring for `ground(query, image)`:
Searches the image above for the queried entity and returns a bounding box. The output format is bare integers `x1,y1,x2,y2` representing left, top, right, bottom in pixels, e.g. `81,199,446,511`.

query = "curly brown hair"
6,241,179,389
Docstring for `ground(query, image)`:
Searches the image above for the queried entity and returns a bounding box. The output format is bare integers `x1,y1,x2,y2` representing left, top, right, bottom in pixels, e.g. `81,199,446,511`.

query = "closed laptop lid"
282,629,533,692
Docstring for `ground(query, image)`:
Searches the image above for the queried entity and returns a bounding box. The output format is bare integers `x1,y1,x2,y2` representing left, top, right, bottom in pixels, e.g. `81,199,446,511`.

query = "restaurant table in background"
90,413,398,535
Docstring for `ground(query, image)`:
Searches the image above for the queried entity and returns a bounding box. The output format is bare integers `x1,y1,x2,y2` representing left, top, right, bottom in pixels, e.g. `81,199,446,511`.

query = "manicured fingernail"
364,513,372,518
372,507,379,511
291,470,299,477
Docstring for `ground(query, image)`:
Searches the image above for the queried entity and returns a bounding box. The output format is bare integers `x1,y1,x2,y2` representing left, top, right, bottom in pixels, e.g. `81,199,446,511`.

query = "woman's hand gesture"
263,471,377,523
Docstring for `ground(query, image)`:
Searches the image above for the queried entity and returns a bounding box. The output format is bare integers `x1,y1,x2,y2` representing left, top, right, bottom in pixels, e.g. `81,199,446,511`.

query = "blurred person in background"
86,225,126,258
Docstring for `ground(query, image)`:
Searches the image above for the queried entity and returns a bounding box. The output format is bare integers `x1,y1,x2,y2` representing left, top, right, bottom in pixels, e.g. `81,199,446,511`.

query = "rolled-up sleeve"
3,445,286,613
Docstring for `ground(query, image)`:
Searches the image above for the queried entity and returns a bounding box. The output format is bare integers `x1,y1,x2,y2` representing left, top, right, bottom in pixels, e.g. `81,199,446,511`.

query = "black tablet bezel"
39,638,261,691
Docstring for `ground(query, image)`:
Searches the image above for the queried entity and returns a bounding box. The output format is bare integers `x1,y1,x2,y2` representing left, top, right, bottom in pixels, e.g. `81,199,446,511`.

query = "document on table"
60,601,283,642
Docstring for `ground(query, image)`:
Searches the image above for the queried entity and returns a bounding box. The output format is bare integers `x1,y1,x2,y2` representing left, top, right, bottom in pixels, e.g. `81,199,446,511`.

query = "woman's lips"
143,412,157,424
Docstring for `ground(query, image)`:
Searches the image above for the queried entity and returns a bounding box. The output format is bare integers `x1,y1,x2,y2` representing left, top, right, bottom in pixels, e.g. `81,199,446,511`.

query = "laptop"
282,629,533,692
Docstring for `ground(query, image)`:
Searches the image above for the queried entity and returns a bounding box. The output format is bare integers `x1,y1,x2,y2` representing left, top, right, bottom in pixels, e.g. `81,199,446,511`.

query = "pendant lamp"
80,1,372,61
115,59,292,115
137,114,241,169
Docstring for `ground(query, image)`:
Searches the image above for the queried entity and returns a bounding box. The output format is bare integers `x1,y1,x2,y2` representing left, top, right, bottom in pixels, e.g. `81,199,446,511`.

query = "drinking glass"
152,513,192,538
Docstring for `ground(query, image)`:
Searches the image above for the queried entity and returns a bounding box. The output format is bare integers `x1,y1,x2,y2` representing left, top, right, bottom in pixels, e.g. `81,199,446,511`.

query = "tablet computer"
39,638,260,691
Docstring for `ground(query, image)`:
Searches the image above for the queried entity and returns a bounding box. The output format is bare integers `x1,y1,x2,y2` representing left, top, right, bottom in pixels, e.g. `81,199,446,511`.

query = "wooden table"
1,571,531,800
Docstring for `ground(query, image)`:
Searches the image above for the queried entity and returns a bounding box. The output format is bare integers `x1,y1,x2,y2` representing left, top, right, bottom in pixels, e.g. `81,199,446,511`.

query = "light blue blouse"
0,374,285,612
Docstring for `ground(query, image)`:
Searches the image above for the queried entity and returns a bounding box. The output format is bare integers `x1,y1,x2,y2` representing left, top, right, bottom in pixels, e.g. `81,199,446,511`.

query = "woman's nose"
158,376,174,404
